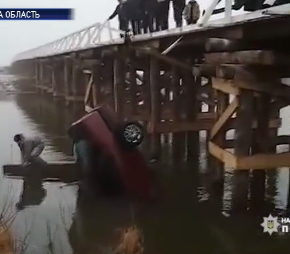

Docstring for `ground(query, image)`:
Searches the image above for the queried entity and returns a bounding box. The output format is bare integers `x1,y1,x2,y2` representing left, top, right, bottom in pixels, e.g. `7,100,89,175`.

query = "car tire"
118,121,145,149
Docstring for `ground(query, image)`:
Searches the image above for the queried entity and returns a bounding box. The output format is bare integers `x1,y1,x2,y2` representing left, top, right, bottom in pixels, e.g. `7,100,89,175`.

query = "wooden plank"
224,135,290,148
84,74,93,105
234,79,290,100
113,52,125,114
3,162,79,180
236,152,290,170
127,111,215,121
208,141,237,168
135,46,191,72
212,78,240,95
210,98,238,139
216,64,290,80
147,118,281,133
204,50,290,65
213,78,290,100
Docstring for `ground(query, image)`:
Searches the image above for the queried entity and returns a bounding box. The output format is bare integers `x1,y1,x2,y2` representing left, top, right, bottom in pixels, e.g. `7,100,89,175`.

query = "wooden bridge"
11,1,290,210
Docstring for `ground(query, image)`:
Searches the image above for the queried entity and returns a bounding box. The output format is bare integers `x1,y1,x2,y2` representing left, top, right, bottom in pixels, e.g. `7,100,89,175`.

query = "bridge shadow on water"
11,94,290,254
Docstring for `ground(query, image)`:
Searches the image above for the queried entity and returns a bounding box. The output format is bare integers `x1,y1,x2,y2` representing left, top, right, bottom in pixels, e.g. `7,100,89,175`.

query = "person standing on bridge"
13,134,46,166
127,0,143,35
140,0,158,33
156,0,170,31
108,0,129,38
183,0,200,25
173,0,186,27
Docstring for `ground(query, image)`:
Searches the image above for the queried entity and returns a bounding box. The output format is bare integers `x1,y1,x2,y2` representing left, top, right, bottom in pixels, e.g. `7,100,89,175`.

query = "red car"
68,106,155,201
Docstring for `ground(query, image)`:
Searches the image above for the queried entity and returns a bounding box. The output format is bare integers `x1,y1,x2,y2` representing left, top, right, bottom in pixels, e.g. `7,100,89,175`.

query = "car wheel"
119,121,144,149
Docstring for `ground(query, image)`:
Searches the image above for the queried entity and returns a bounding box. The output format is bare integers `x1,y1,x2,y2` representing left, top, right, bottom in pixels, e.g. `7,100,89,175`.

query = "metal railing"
12,20,124,62
12,1,290,63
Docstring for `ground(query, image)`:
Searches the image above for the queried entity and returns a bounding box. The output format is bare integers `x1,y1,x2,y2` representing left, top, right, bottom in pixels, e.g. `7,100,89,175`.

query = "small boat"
3,161,80,183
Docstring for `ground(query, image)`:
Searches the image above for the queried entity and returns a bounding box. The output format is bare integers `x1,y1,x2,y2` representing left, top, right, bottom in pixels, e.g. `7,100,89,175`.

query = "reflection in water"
0,93,290,253
16,176,47,211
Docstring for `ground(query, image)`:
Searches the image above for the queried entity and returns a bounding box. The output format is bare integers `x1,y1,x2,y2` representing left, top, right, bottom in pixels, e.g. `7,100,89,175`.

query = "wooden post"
71,59,77,101
102,56,114,108
232,89,255,212
211,91,228,192
39,60,44,95
35,60,40,93
171,67,185,162
183,63,200,161
128,52,137,117
113,50,126,116
149,56,161,160
250,93,271,213
64,58,70,106
268,100,279,211
92,62,102,107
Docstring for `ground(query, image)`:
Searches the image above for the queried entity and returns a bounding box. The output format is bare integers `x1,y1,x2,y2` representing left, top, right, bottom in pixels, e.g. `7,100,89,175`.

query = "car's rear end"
68,106,154,201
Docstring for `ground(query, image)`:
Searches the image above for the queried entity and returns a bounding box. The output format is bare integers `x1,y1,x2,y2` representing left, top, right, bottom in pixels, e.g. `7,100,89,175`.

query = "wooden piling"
171,67,185,162
232,90,255,212
113,49,126,117
183,64,200,161
148,56,161,160
250,93,271,212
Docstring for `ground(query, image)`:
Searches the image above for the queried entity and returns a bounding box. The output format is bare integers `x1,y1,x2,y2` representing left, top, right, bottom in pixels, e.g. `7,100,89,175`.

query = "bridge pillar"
45,64,53,94
52,64,63,99
64,57,73,106
113,49,126,117
148,56,161,161
74,67,86,104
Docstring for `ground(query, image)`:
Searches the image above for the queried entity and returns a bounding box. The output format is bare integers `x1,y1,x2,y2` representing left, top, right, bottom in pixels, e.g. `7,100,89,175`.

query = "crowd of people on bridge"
107,0,201,36
108,0,290,37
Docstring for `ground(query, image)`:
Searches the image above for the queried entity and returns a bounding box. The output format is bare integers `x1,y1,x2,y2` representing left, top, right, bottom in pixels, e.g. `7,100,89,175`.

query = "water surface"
0,93,290,254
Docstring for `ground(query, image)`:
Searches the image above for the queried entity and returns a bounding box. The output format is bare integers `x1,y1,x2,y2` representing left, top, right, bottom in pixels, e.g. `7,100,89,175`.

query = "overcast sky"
0,0,251,66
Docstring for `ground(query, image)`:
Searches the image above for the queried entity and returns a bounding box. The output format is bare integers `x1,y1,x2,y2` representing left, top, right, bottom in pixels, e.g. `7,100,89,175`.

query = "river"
1,93,290,254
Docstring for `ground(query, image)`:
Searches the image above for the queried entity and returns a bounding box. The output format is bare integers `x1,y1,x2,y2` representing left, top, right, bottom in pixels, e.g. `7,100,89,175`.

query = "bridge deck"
12,3,290,63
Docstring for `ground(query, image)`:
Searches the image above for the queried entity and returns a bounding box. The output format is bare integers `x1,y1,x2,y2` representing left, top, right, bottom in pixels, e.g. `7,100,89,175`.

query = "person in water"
13,134,46,166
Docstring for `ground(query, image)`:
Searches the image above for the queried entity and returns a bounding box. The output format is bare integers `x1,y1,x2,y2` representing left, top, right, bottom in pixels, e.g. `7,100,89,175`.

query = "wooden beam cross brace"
210,98,238,139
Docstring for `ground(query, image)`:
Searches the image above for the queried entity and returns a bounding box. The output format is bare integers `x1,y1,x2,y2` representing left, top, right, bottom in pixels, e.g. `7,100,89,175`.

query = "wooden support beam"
192,64,216,77
212,78,290,100
84,73,93,106
205,50,290,65
216,64,290,80
129,52,138,116
205,38,256,52
212,78,240,95
147,118,280,134
113,51,126,115
224,135,290,148
232,89,254,211
134,46,191,72
236,152,290,170
128,111,215,121
210,98,238,139
208,141,237,168
149,55,161,158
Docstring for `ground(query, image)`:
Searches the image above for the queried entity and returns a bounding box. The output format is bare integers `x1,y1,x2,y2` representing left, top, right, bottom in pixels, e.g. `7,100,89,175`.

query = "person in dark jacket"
108,0,129,37
140,0,158,33
183,0,200,25
127,0,143,35
156,0,170,31
172,0,186,27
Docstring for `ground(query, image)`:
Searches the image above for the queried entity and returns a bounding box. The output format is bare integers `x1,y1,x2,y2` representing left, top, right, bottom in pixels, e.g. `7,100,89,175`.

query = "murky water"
1,93,290,254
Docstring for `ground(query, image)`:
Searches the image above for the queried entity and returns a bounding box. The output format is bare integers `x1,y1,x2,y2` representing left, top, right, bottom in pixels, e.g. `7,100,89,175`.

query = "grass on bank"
0,183,144,254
